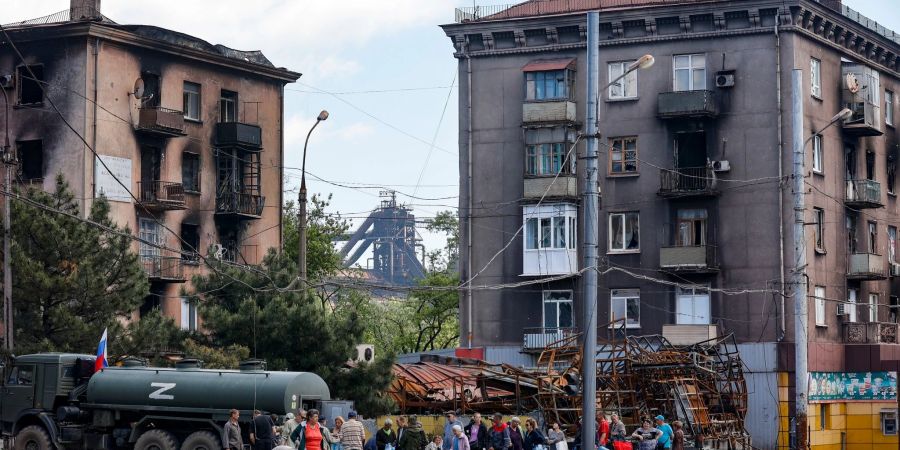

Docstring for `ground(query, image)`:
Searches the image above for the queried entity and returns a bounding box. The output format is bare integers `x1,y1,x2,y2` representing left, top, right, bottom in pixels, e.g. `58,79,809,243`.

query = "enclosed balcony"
658,167,718,198
843,322,898,344
142,256,186,283
215,191,265,219
845,179,883,209
522,101,576,124
842,62,883,136
847,252,886,280
657,90,718,119
215,122,262,149
137,181,186,211
522,327,578,352
524,175,577,199
136,107,186,137
842,101,883,136
660,244,718,273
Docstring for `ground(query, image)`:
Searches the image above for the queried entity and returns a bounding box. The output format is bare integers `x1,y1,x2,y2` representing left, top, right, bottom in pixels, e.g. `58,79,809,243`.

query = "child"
426,436,443,450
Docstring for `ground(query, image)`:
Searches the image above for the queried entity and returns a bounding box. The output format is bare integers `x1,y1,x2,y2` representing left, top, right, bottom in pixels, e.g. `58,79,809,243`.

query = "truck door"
2,365,36,424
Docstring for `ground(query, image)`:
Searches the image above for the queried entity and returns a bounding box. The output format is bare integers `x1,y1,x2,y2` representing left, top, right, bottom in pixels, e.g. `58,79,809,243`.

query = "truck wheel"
135,429,179,450
180,431,221,450
14,425,52,450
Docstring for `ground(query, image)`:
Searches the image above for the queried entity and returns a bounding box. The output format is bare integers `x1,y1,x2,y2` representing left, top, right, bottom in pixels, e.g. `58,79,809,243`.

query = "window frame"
607,61,638,100
182,152,201,193
810,58,822,99
608,136,638,175
673,54,706,92
180,222,201,265
890,226,898,264
882,410,898,435
180,297,198,331
812,134,824,174
525,143,574,176
542,290,574,329
815,286,827,327
608,211,640,253
525,69,574,101
887,90,895,126
814,207,826,253
16,64,44,106
16,139,43,181
610,289,641,329
524,205,576,251
219,90,238,123
870,293,879,322
183,81,201,122
138,218,161,259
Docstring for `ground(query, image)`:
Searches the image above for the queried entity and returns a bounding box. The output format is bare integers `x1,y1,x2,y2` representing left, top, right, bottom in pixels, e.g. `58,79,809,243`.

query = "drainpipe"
466,54,474,348
89,37,99,216
279,82,285,252
775,15,786,341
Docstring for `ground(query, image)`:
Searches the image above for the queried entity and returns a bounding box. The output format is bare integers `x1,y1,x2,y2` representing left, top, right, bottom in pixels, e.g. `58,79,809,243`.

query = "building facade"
442,0,900,448
1,1,298,329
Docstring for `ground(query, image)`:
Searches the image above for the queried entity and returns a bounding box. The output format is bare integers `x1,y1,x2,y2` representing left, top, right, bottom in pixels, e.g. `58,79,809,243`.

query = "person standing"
281,414,298,447
398,415,427,450
522,418,545,450
507,418,524,450
546,423,565,450
332,417,346,450
452,424,471,450
488,414,511,450
251,410,277,450
631,419,661,450
225,409,243,450
341,411,366,450
426,437,443,450
444,412,463,450
596,414,610,450
291,409,328,450
396,416,408,445
670,421,684,450
376,418,398,450
608,415,626,443
465,413,490,450
653,416,673,450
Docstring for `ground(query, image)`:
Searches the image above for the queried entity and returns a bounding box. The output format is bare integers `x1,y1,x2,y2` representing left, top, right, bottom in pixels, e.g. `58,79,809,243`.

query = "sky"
0,0,895,268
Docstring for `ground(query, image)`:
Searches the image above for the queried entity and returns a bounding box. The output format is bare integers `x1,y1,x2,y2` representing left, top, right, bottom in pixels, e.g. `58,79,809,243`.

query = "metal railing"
659,167,716,195
455,0,717,23
843,322,899,344
216,190,265,217
137,106,186,135
845,179,882,206
138,181,186,207
657,90,718,118
847,252,886,279
659,244,717,270
523,327,579,350
141,256,185,281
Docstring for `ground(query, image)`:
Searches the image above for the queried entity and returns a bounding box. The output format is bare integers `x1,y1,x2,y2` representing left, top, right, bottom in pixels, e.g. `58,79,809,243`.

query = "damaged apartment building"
443,0,900,448
0,0,299,329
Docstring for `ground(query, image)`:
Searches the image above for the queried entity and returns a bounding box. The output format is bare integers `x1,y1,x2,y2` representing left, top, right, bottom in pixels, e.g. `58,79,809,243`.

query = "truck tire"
14,425,52,450
180,431,221,450
135,429,179,450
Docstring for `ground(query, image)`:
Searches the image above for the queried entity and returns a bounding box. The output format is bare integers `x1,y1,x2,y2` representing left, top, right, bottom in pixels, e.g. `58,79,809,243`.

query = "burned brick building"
0,0,298,329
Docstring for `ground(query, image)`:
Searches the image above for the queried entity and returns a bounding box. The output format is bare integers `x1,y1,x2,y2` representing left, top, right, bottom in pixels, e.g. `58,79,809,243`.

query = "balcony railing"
215,122,262,149
524,175,577,199
845,179,883,209
137,106,186,137
141,256,186,283
659,244,717,272
658,167,717,197
842,100,883,136
843,322,899,344
522,101,576,123
137,181,186,210
657,90,718,119
215,190,265,218
453,0,719,23
847,252,886,280
523,327,579,351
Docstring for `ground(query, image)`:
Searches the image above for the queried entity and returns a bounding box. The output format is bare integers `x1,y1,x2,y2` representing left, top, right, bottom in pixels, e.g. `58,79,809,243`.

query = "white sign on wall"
94,155,132,202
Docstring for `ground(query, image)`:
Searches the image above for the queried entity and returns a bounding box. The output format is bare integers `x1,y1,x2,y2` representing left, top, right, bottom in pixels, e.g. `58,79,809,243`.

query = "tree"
10,176,149,353
282,195,349,280
425,210,459,272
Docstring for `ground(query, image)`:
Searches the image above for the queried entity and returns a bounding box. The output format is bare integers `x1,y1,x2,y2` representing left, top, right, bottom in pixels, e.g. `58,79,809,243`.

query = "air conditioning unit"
355,344,375,363
715,70,735,88
0,75,13,90
837,303,846,316
711,160,731,172
891,262,900,277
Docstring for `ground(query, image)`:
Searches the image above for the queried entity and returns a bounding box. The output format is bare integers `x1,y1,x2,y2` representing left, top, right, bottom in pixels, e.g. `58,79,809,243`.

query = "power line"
286,85,455,95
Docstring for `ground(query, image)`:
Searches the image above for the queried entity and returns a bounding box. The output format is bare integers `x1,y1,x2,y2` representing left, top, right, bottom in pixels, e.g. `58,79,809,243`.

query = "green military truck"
1,353,330,450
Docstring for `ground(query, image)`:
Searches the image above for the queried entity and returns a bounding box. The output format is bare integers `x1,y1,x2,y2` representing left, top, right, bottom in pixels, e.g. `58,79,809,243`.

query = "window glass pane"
556,71,566,98
692,54,706,68
610,214,624,250
624,69,637,98
693,68,706,89
626,297,640,326
526,146,537,174
544,302,556,328
569,217,576,249
674,55,690,69
535,72,545,99
675,69,690,91
611,297,626,322
624,138,637,172
609,62,624,98
540,144,552,174
541,218,552,248
526,218,538,249
554,216,566,248
625,212,640,250
559,301,573,327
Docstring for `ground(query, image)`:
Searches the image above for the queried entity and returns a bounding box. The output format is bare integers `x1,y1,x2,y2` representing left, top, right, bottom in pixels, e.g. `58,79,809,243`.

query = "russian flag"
94,328,108,372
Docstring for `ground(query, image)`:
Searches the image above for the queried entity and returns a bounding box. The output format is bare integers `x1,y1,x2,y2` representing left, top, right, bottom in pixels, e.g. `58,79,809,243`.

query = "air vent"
239,359,267,372
120,357,148,367
175,358,203,369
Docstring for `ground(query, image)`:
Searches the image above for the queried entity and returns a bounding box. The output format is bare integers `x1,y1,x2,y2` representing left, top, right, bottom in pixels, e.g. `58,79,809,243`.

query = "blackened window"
623,20,646,38
466,34,484,52
656,17,681,35
181,223,200,264
888,151,897,194
525,29,547,46
725,11,750,29
690,14,714,32
16,65,43,105
557,26,581,44
493,31,516,49
17,140,42,180
182,152,200,192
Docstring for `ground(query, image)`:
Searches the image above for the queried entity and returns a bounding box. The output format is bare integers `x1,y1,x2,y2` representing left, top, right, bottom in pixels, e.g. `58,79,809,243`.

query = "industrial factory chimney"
70,0,101,21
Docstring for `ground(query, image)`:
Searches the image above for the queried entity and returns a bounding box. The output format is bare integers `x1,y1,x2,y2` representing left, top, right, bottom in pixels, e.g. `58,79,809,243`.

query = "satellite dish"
845,73,860,94
132,78,145,97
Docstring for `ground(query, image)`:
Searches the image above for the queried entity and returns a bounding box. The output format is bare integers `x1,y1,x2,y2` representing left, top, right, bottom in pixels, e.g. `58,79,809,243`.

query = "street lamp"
298,110,329,282
804,107,852,146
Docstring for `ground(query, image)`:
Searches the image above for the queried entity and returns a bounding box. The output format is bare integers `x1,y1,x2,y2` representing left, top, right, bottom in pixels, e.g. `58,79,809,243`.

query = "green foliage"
282,195,349,280
425,210,459,272
182,338,250,369
112,310,187,366
10,176,149,354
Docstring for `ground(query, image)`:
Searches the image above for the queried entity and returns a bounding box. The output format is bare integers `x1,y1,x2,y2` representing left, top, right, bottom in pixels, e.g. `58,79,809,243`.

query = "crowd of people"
231,409,684,450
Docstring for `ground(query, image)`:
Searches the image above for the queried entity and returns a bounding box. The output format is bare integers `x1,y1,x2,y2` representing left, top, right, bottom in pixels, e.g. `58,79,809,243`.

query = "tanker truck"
0,353,331,450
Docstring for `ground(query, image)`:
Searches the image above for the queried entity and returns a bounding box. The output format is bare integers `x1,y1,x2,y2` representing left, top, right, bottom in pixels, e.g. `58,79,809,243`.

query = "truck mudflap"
12,411,62,448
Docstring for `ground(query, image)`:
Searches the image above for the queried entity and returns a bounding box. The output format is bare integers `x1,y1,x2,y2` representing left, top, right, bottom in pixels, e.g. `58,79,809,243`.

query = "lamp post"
582,12,653,450
298,110,329,282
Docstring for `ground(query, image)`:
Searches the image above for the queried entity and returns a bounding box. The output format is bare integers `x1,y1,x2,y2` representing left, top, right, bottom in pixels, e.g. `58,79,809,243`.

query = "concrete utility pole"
298,110,329,283
581,11,599,450
791,68,809,450
1,85,11,352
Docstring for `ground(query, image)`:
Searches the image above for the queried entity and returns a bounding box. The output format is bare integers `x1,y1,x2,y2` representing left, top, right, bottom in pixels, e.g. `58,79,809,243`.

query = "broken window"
526,143,573,176
16,65,43,105
17,140,43,180
610,289,640,328
140,72,160,107
183,81,201,121
543,290,573,329
609,136,637,174
814,208,825,252
609,211,640,252
608,61,638,99
812,134,824,173
180,223,200,264
139,218,161,259
182,152,200,192
219,90,238,123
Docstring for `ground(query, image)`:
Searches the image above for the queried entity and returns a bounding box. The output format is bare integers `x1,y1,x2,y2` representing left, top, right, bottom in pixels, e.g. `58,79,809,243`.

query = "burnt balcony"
137,107,186,137
522,327,579,352
843,322,899,344
142,256,186,283
522,100,576,124
842,100,883,136
524,175,577,199
137,181,187,211
847,252,887,280
215,122,262,149
660,244,718,273
215,190,265,219
657,90,718,119
845,179,883,209
658,167,718,198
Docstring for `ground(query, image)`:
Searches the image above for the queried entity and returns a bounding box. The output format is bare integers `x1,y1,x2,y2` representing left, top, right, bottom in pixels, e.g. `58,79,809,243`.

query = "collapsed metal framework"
389,329,750,448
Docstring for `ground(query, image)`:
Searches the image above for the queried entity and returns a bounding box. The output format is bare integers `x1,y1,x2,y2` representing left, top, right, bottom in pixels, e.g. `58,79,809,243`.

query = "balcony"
658,167,718,198
657,90,718,119
842,100,883,136
137,181,187,211
215,122,262,149
845,179,883,209
137,107,186,137
524,175,577,199
522,101,576,124
215,190,265,219
843,322,898,344
142,256,186,283
522,327,578,352
847,252,887,280
659,244,718,273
